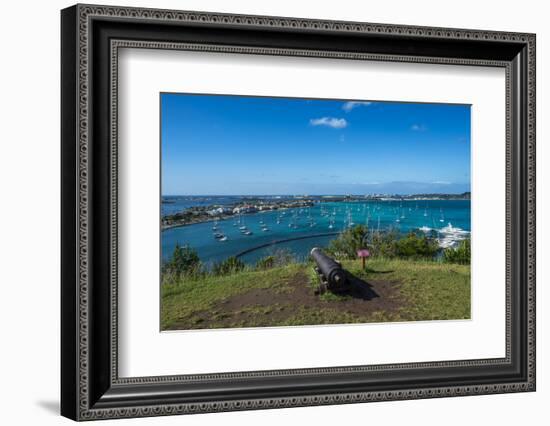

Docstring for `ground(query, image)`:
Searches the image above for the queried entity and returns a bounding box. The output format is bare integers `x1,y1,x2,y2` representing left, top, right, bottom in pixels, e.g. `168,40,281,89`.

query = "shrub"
368,230,400,258
255,256,275,270
328,225,369,259
394,232,439,259
212,256,246,275
163,243,201,276
328,226,438,260
256,249,295,270
443,239,471,264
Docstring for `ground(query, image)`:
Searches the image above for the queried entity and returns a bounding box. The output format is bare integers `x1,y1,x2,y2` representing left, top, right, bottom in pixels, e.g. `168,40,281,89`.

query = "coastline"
161,200,315,230
161,194,470,231
161,197,471,267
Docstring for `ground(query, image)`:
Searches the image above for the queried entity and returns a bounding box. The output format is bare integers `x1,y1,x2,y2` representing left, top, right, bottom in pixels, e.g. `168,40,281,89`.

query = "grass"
344,258,471,321
161,258,470,330
161,263,301,329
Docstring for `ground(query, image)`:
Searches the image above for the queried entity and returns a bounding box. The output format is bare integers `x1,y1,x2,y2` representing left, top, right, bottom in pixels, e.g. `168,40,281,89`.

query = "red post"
357,249,370,271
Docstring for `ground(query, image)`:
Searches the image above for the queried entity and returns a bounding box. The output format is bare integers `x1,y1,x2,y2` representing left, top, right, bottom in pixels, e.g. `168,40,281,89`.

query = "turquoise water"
161,199,471,267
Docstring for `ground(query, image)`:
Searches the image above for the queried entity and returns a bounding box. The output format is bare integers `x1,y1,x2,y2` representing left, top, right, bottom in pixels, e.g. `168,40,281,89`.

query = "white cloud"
431,181,451,185
309,117,348,129
411,124,427,131
342,101,372,112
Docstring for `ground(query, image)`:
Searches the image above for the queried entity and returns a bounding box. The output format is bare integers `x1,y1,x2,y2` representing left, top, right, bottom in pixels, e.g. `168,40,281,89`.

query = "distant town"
161,192,470,229
363,192,470,201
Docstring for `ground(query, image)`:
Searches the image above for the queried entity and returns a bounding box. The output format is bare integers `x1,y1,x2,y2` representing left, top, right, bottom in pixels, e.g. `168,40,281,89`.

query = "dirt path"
167,270,406,330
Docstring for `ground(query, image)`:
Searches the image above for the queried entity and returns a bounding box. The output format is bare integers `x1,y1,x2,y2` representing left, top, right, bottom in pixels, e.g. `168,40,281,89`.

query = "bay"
161,198,471,267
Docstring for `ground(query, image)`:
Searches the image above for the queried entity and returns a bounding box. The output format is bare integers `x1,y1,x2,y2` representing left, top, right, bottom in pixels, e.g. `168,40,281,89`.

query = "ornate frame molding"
61,4,536,421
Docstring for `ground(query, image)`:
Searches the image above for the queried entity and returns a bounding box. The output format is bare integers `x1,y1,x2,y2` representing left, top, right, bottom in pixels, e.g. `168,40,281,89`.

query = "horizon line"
162,192,471,197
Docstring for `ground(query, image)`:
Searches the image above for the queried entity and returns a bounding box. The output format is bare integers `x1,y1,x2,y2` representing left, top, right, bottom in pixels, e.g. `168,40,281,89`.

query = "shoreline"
161,199,315,230
162,196,470,231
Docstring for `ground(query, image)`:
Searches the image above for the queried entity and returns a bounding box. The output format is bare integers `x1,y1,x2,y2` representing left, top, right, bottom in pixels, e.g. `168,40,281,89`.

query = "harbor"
161,197,471,266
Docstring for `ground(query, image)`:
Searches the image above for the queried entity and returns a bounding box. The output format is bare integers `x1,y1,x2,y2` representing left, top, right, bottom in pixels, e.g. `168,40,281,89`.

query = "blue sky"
161,93,471,195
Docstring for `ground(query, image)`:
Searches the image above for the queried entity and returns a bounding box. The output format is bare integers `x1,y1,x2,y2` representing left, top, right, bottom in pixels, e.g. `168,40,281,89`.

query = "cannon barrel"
310,248,347,290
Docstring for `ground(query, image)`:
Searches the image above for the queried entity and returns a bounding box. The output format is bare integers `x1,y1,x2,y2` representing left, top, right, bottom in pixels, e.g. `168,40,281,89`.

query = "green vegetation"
327,224,369,258
162,243,201,277
161,263,302,329
394,232,440,259
255,255,276,270
212,256,245,275
161,258,470,330
443,239,471,264
161,226,470,330
255,249,295,270
328,226,439,260
346,257,470,321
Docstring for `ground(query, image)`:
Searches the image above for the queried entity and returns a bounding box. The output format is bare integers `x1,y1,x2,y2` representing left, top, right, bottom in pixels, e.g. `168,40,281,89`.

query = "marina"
161,197,471,266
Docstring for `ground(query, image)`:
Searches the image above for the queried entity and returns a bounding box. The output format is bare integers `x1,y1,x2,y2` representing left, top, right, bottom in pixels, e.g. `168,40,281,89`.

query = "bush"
327,225,369,259
212,256,245,275
395,232,439,259
368,230,400,258
443,239,471,264
163,243,201,276
255,256,275,270
328,226,439,261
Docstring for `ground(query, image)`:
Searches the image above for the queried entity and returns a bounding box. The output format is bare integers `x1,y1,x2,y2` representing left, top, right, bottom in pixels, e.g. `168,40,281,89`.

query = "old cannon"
310,248,349,294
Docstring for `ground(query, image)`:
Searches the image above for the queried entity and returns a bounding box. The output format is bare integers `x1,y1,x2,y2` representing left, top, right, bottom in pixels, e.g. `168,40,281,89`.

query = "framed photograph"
61,4,536,421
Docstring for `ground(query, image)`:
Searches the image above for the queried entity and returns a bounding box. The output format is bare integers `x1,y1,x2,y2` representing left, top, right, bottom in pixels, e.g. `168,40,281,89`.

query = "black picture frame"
61,4,536,421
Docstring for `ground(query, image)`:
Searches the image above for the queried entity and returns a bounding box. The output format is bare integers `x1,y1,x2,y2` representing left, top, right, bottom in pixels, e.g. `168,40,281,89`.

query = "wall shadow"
35,400,59,415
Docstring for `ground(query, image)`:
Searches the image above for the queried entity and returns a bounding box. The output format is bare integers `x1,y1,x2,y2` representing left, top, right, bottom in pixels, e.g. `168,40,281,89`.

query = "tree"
395,232,439,259
328,227,439,260
164,243,201,276
327,224,369,259
369,230,399,258
443,239,471,264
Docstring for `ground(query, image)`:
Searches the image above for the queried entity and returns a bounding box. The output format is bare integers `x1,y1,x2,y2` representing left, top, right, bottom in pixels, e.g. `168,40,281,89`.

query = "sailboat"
239,215,247,231
293,210,299,228
347,210,355,227
439,208,445,223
